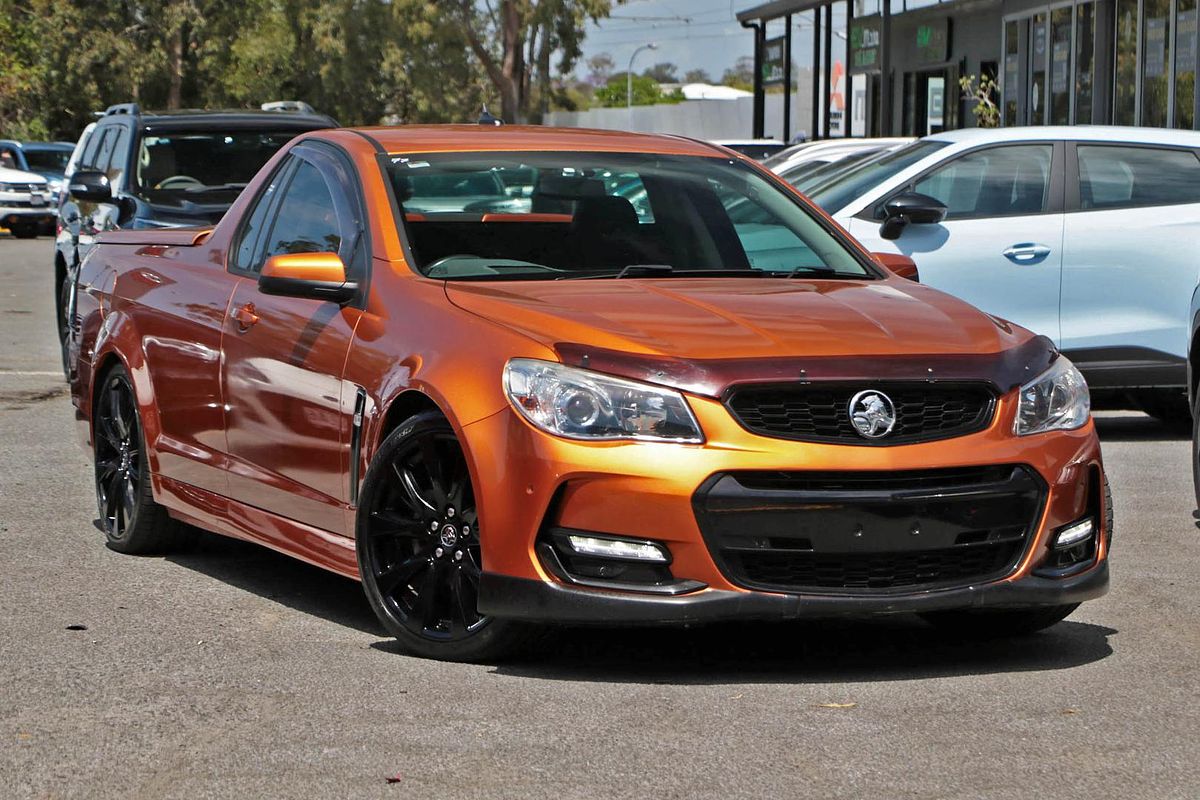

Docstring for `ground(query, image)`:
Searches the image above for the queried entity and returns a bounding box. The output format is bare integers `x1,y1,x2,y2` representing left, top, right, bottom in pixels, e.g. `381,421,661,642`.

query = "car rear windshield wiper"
558,266,773,280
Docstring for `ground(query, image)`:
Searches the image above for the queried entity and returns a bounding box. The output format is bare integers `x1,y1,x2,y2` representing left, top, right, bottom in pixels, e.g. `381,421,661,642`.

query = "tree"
721,56,755,91
584,52,616,88
642,61,678,83
449,0,622,123
682,68,712,84
593,73,682,107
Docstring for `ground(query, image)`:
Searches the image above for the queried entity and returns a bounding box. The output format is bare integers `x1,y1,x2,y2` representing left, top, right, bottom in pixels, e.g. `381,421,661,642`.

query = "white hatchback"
0,164,53,239
809,126,1200,421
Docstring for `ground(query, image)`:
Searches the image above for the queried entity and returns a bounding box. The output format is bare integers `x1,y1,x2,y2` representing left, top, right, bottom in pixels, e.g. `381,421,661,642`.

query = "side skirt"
154,473,361,581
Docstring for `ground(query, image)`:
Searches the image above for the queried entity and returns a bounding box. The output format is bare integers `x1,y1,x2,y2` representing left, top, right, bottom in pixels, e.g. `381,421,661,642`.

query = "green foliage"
0,0,614,141
959,74,1000,128
593,74,683,107
721,56,755,92
642,61,678,83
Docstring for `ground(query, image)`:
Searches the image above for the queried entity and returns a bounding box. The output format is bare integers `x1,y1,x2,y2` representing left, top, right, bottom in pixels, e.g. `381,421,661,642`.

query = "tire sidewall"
355,411,519,662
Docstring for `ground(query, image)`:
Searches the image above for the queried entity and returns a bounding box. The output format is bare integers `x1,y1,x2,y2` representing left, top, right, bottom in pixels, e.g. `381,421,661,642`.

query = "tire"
1193,390,1200,511
356,411,536,662
1135,389,1191,430
93,364,183,554
56,269,72,377
11,223,37,239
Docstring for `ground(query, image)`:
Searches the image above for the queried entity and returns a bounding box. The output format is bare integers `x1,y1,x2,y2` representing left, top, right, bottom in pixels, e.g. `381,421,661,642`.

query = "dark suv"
55,101,337,368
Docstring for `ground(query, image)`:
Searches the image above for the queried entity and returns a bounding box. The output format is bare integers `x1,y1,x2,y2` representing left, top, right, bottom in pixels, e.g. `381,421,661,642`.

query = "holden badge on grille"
848,390,897,439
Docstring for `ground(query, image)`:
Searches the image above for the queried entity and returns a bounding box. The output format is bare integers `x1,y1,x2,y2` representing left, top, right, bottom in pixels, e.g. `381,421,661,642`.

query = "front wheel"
356,411,535,662
920,603,1079,638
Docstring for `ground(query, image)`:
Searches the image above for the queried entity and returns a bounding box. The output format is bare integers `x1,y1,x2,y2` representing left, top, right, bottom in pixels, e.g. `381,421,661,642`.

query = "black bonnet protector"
555,335,1058,399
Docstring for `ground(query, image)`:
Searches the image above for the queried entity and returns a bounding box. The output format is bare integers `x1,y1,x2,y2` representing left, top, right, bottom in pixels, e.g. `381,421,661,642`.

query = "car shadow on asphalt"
162,527,385,636
483,616,1118,684
1094,412,1189,442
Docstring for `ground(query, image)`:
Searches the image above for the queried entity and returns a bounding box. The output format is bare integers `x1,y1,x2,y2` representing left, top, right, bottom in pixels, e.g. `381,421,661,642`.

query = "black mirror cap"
879,216,907,241
257,273,358,304
884,191,948,225
67,170,113,203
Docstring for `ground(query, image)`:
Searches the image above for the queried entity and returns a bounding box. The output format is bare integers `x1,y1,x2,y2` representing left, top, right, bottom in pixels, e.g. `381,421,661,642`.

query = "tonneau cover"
96,228,212,247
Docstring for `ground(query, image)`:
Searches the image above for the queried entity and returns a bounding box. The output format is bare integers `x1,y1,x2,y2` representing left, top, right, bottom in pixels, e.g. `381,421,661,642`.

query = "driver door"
220,144,367,535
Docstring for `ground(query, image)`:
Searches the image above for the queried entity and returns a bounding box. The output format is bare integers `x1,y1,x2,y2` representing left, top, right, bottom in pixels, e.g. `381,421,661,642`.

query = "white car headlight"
504,358,703,442
1015,355,1090,436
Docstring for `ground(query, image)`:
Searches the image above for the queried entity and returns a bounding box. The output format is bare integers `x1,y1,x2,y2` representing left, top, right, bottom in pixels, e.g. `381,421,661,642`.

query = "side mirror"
258,252,358,304
68,170,112,203
872,252,919,281
879,192,947,240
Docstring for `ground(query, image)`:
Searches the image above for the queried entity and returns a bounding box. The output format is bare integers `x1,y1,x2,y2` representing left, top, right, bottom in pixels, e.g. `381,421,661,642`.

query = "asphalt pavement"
1,236,1198,799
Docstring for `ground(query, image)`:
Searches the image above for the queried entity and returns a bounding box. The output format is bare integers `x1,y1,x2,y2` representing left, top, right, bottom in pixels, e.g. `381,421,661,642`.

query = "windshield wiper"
782,265,862,279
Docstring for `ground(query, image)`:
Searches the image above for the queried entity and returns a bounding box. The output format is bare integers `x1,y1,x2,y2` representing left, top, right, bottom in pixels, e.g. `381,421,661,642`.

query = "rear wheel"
357,411,534,662
1193,390,1200,511
920,603,1079,638
94,364,182,554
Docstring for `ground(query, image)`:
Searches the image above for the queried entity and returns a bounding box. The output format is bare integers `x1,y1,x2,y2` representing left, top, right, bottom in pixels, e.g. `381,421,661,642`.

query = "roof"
131,111,337,131
16,141,74,151
681,83,753,100
737,0,825,21
926,125,1200,145
334,125,731,157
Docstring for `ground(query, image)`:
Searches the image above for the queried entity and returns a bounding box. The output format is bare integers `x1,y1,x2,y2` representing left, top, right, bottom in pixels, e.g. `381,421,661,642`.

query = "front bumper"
460,388,1110,623
478,560,1109,624
1,206,55,227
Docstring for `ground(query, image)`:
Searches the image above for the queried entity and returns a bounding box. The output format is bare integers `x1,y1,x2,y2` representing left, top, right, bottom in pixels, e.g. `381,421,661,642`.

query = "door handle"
233,302,259,331
1001,243,1052,264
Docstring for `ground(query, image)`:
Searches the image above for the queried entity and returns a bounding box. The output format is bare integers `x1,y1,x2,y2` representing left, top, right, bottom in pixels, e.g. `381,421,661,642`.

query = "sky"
578,0,848,84
579,0,754,83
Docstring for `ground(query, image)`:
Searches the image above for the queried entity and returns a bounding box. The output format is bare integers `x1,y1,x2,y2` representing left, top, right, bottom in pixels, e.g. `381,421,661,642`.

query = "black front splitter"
476,561,1109,625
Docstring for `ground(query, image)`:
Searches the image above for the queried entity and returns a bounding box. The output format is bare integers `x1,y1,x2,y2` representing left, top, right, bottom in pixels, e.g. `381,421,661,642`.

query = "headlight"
503,358,703,442
1014,355,1090,436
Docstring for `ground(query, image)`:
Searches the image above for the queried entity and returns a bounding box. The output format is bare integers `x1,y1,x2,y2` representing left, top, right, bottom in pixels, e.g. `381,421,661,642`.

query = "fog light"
566,534,669,563
1053,518,1095,549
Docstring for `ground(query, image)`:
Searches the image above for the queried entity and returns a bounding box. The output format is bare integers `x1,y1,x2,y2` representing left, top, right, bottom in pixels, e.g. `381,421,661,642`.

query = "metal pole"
881,0,892,135
627,42,658,129
823,2,833,137
812,10,822,139
784,14,793,141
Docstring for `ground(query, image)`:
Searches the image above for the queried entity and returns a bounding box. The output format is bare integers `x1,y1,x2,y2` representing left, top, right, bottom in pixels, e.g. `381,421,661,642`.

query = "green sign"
849,17,881,74
915,19,950,64
762,35,786,86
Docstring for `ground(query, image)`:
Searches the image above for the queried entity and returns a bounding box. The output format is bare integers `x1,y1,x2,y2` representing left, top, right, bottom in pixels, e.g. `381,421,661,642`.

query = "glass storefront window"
1115,0,1139,124
1075,3,1096,123
1177,0,1197,128
1142,0,1171,126
1050,7,1073,123
1004,20,1021,125
1031,13,1048,124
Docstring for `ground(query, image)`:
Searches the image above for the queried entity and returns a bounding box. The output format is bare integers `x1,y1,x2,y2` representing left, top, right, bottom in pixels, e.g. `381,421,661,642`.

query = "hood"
0,166,47,184
445,277,1033,361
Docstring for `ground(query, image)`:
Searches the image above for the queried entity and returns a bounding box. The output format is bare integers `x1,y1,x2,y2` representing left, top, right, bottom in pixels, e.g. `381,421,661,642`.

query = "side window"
102,127,128,185
260,160,343,263
0,146,17,170
231,158,294,273
913,144,1053,218
81,127,108,170
1078,145,1200,209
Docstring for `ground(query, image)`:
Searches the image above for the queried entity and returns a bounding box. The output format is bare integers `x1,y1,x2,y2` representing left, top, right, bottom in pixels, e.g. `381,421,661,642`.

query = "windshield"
387,151,875,281
134,131,299,203
786,148,886,194
808,141,948,213
23,148,71,174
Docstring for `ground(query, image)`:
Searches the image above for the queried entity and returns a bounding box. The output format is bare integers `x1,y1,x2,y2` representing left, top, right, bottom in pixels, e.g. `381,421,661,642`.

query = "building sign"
850,16,881,73
762,36,787,86
1052,39,1071,93
915,19,949,65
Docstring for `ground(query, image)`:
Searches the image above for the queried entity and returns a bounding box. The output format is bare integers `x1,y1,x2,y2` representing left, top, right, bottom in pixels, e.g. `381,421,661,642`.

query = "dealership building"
738,0,1198,139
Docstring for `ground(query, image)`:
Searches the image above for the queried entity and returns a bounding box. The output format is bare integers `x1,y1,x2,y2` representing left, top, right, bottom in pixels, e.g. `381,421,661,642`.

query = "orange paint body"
68,126,1109,620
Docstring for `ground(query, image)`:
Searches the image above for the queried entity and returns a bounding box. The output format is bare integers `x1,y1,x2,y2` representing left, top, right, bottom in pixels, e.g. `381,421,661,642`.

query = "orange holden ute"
67,126,1110,661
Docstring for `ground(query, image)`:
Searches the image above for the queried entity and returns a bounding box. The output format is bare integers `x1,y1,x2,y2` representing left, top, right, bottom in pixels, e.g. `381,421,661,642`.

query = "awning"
736,0,829,22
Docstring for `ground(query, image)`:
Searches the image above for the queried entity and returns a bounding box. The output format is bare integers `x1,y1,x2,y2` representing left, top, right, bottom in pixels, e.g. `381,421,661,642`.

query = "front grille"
693,465,1045,594
725,382,995,445
3,184,41,193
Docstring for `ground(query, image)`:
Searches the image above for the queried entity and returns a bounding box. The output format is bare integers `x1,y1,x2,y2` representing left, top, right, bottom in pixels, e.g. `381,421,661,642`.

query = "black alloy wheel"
93,365,180,554
357,411,532,661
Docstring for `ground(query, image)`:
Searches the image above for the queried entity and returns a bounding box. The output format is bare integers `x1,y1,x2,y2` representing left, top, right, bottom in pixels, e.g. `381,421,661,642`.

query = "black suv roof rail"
261,100,316,114
103,103,142,117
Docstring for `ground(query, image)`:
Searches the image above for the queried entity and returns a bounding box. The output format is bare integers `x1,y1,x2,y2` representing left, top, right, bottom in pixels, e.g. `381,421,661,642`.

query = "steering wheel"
154,175,205,190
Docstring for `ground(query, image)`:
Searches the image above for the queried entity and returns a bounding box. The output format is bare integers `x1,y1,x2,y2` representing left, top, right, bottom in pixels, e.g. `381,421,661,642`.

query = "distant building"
739,0,1198,138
